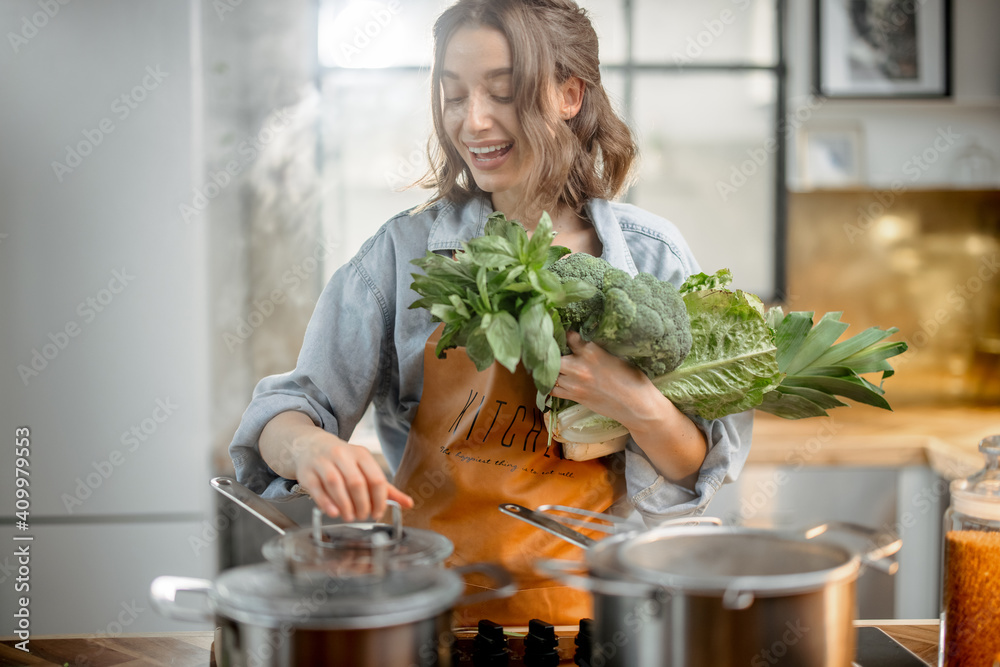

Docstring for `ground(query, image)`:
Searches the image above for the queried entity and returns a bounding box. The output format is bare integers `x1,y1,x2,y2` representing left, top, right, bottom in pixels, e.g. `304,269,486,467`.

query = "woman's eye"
492,95,513,104
444,95,466,104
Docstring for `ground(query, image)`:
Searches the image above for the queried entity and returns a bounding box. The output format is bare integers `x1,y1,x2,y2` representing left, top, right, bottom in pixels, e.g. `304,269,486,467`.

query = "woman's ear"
558,76,585,120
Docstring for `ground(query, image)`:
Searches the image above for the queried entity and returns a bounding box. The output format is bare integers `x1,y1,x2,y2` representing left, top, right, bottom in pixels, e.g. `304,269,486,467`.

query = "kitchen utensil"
211,476,453,577
501,503,901,667
150,478,514,666
151,561,513,667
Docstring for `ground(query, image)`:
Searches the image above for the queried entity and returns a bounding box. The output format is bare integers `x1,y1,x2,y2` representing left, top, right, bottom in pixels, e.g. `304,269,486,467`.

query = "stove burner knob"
574,618,593,667
473,619,509,666
524,619,559,667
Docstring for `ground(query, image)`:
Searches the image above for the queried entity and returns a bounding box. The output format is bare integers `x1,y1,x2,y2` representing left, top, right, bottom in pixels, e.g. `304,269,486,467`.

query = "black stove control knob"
473,619,509,666
574,618,593,667
524,618,559,667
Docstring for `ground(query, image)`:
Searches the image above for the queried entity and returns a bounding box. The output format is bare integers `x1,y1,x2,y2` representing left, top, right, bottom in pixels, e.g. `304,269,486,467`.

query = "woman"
230,0,752,626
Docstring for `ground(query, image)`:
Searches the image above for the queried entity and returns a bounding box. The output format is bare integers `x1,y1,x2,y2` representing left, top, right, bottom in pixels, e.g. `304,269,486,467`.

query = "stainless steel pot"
501,503,902,667
149,479,513,667
211,476,453,578
151,561,512,667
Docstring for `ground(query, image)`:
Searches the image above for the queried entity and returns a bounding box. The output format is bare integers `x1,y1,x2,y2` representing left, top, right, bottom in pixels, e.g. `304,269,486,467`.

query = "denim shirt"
229,196,753,524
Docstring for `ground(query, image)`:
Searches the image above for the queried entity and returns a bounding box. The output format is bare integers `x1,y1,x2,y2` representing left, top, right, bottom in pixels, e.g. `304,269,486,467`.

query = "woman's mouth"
467,142,513,164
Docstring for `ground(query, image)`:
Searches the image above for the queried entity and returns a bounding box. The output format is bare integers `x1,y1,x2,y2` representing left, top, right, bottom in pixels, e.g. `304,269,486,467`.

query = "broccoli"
547,252,614,331
550,254,693,378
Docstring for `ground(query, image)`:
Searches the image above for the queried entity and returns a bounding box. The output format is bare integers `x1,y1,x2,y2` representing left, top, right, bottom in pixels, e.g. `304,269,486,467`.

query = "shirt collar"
425,197,493,252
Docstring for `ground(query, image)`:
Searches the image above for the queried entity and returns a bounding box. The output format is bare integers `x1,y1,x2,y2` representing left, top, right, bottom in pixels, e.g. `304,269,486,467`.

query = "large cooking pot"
501,503,902,667
149,479,514,667
211,477,453,577
151,560,512,667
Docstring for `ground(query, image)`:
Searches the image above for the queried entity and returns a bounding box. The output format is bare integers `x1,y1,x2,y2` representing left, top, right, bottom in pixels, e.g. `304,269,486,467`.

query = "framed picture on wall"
815,0,951,98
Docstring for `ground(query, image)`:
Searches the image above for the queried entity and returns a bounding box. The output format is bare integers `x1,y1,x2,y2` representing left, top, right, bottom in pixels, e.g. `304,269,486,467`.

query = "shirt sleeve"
624,410,754,526
612,204,755,525
228,257,390,502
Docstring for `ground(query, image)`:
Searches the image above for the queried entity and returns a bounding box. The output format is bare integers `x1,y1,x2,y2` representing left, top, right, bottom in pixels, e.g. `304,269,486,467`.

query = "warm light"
872,215,916,245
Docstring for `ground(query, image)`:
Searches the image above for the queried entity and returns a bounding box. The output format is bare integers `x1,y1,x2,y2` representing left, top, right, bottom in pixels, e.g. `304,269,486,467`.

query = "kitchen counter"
1,622,940,666
750,405,999,478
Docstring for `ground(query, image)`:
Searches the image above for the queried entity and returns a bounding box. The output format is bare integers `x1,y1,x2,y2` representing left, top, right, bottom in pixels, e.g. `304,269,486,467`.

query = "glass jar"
939,435,1000,667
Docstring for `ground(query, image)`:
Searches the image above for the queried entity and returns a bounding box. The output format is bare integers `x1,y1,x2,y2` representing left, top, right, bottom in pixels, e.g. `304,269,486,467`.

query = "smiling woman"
421,0,635,233
230,0,753,628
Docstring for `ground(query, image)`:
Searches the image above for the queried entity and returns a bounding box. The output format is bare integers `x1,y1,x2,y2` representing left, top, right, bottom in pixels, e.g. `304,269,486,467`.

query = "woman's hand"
549,331,662,427
260,411,414,522
550,331,708,486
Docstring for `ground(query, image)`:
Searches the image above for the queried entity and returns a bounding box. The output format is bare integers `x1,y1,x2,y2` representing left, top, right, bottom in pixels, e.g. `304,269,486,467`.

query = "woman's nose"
466,92,493,131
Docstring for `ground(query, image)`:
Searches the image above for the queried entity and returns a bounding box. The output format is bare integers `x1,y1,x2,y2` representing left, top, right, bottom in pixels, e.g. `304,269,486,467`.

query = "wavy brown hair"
418,0,637,216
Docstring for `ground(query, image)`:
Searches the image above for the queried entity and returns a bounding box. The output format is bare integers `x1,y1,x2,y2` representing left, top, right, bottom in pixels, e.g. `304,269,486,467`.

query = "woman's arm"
259,410,413,522
549,331,708,489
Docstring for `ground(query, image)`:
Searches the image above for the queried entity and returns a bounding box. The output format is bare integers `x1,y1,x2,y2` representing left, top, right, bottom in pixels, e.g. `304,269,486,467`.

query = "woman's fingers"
315,457,357,521
356,453,389,520
296,436,415,522
298,467,340,518
387,484,415,509
335,457,372,523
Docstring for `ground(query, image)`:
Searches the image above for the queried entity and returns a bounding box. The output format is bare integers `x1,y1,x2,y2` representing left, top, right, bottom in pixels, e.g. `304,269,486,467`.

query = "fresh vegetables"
547,267,907,448
409,213,908,456
756,306,908,419
408,211,594,396
548,271,784,444
549,253,692,378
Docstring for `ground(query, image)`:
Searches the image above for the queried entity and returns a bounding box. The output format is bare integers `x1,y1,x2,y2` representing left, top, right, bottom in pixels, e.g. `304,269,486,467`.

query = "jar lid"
951,435,1000,521
210,563,463,629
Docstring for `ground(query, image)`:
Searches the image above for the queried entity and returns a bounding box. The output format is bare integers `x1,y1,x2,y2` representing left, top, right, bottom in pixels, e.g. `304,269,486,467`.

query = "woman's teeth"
469,143,512,159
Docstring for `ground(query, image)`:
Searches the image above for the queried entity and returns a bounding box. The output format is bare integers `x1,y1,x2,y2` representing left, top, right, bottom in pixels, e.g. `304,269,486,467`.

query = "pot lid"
262,505,453,576
601,525,860,597
951,435,1000,521
210,562,464,629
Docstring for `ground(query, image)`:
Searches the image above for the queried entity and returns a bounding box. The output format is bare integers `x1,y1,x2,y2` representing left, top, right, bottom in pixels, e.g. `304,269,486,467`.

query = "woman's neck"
492,197,601,256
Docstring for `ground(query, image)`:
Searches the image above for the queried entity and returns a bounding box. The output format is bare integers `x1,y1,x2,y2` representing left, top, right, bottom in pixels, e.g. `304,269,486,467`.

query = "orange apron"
394,326,625,627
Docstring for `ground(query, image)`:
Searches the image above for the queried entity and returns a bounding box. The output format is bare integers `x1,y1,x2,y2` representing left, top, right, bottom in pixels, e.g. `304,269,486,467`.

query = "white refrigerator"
1,0,215,634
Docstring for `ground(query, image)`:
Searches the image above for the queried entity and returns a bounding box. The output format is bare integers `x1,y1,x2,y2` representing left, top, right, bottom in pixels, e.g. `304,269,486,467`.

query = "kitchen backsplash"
785,190,1000,406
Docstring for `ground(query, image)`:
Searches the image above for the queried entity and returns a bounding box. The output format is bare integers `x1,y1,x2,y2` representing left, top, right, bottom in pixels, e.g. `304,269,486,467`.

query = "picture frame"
815,0,951,98
798,124,865,189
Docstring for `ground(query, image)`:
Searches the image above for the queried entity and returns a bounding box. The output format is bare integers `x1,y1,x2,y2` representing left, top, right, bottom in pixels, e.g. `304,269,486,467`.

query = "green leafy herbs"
655,287,783,420
755,308,908,419
409,211,595,395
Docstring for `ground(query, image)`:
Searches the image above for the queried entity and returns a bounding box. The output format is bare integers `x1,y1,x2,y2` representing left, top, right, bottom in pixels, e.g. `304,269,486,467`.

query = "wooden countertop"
750,405,999,477
2,622,940,666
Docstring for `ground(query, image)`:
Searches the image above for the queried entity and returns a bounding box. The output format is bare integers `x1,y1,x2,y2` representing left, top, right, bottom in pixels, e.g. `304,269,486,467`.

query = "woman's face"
441,25,531,212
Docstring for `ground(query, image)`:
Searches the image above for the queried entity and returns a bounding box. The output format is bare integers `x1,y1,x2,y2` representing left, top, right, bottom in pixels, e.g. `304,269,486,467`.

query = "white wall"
0,0,214,634
786,0,1000,190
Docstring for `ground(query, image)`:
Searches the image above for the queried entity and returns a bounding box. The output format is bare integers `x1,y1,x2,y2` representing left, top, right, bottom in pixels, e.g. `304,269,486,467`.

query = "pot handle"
211,476,300,536
149,576,214,623
498,503,596,548
802,521,902,575
453,562,518,607
534,558,663,599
